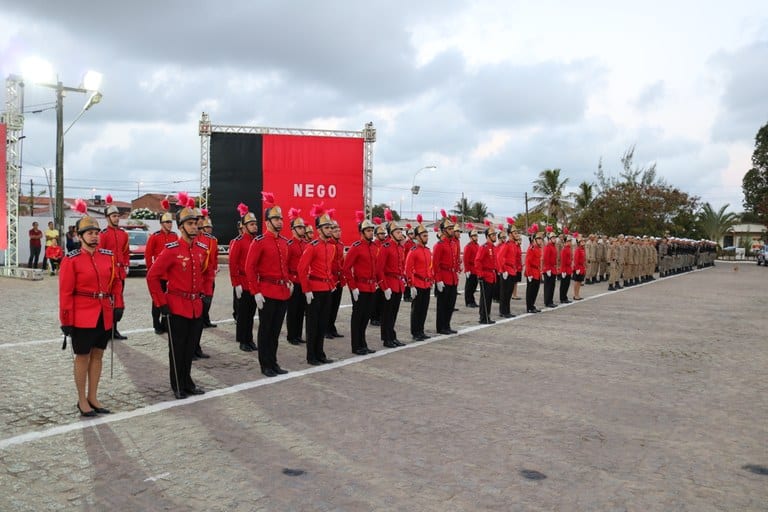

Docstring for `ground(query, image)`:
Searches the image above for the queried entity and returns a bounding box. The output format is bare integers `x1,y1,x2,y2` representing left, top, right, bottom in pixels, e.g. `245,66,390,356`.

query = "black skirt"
71,314,110,355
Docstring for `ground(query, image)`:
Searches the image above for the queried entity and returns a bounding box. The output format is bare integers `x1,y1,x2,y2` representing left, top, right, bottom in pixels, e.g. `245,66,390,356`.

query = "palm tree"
470,201,491,222
451,197,473,221
697,203,738,243
573,181,594,211
530,168,573,226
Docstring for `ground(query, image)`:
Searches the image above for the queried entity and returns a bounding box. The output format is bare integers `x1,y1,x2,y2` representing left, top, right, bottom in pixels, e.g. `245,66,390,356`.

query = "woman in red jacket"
524,231,544,313
559,235,574,304
572,235,587,300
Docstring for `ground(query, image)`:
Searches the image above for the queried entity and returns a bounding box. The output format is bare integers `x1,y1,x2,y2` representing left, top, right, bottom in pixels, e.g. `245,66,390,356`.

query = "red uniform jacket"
559,245,573,275
432,236,459,286
99,225,129,280
542,243,558,275
286,236,308,283
497,241,517,274
245,231,291,300
145,229,178,272
200,232,219,273
403,238,415,254
343,238,378,293
573,245,586,275
463,240,479,274
228,233,255,288
405,244,433,289
147,239,215,319
474,241,497,283
59,248,124,329
452,237,462,273
330,238,345,287
376,241,406,293
297,238,336,292
46,245,64,261
525,244,542,280
512,242,523,274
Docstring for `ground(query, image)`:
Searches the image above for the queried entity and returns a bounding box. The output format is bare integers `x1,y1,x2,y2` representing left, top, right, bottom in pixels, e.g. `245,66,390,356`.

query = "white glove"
527,275,532,282
235,285,243,299
575,269,581,275
351,288,359,302
305,291,314,304
125,266,130,276
437,281,445,292
547,270,552,277
255,293,265,310
465,272,470,278
384,288,392,300
410,286,417,299
287,281,294,293
561,272,566,278
502,271,509,280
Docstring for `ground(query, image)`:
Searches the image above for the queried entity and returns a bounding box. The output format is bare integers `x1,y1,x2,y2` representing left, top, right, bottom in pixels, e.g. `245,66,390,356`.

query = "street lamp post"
410,165,437,218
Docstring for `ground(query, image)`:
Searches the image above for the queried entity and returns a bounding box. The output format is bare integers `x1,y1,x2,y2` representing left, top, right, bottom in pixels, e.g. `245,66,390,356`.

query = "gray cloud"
634,81,665,109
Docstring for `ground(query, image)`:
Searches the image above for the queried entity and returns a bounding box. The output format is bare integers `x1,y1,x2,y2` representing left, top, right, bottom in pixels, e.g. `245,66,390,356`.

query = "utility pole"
29,179,34,216
524,192,530,232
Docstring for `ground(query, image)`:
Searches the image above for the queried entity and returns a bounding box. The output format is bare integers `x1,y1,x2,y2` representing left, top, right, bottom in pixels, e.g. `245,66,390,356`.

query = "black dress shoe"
307,359,323,366
547,304,558,308
412,335,426,341
370,320,381,326
421,334,431,339
453,307,459,311
502,313,515,318
239,342,253,352
333,332,344,338
448,329,458,334
288,339,300,345
383,341,398,348
88,401,111,414
365,347,377,353
113,332,128,340
273,366,289,375
437,329,453,335
261,368,278,377
466,303,478,308
325,333,335,339
353,349,368,355
479,319,496,324
191,354,200,361
77,403,98,417
173,390,188,400
319,357,334,364
392,340,405,347
246,341,258,351
194,350,211,359
203,322,217,328
185,387,205,395
154,328,165,335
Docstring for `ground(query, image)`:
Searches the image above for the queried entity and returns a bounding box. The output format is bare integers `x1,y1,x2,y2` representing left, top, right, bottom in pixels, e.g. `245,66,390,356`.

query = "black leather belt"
74,290,111,299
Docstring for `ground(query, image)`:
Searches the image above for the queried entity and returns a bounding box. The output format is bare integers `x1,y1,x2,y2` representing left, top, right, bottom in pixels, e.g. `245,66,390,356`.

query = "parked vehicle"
757,248,767,266
126,228,150,274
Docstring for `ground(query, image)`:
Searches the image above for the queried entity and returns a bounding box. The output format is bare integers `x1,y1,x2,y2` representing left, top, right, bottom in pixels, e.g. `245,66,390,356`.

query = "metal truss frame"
199,113,375,214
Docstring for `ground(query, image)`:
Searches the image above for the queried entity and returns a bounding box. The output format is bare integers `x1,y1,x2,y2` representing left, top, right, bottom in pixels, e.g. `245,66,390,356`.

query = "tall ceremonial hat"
373,216,386,236
563,226,571,241
104,193,119,216
310,202,332,228
546,224,556,239
175,192,198,226
483,219,496,236
237,200,258,225
506,217,517,233
288,208,305,229
200,208,213,228
186,196,202,219
72,198,100,234
414,214,428,236
355,210,375,232
466,222,478,237
384,208,402,234
451,216,461,233
262,191,282,220
405,223,414,236
159,196,174,223
497,224,507,240
438,209,454,231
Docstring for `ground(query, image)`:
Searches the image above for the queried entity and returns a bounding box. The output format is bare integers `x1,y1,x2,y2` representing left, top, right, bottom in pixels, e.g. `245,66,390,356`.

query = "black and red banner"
210,133,364,246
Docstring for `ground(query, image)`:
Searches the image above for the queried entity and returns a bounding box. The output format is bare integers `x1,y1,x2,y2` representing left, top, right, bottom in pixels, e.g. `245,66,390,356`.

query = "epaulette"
383,242,392,248
153,230,162,235
166,241,180,249
234,234,244,241
279,235,291,242
196,241,208,250
255,234,265,241
100,228,108,234
203,232,217,241
287,239,294,245
311,239,320,246
352,240,362,247
411,246,419,251
66,249,81,258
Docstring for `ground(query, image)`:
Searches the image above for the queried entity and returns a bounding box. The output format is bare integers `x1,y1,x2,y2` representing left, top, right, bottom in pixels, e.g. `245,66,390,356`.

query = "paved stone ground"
0,264,766,510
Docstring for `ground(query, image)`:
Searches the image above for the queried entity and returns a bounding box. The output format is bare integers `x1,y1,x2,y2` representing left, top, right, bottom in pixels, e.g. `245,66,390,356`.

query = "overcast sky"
2,0,767,220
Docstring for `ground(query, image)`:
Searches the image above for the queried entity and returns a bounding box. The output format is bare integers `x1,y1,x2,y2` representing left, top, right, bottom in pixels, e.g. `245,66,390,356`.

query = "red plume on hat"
563,227,569,235
433,225,439,232
450,215,457,223
466,222,474,230
416,214,423,224
176,191,189,206
105,194,113,205
72,198,88,215
384,208,393,222
527,224,536,235
546,225,553,233
237,202,249,217
484,219,491,226
261,191,275,207
440,208,447,219
186,197,196,208
326,208,336,219
289,208,301,221
573,231,580,238
506,217,515,225
309,202,326,218
201,208,209,217
373,216,382,225
405,223,412,229
355,210,365,223
160,197,170,211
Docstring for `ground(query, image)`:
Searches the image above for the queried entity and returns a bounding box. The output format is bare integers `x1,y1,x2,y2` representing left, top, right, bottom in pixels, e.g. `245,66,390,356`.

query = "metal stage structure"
198,113,375,215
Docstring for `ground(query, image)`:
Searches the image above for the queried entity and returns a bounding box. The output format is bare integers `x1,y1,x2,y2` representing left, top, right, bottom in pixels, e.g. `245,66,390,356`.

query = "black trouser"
526,278,541,310
479,279,494,323
306,290,331,362
258,297,288,371
559,274,571,302
152,280,169,332
232,288,239,321
499,274,513,315
410,287,430,337
464,273,478,306
492,274,501,301
543,273,556,305
350,290,374,351
435,284,457,331
202,282,215,325
236,291,256,343
370,289,383,322
167,314,201,392
286,282,305,342
28,246,40,268
326,285,343,335
380,290,402,343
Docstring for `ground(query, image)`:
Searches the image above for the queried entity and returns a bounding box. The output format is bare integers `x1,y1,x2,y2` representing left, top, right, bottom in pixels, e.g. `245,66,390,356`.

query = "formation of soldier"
58,193,719,408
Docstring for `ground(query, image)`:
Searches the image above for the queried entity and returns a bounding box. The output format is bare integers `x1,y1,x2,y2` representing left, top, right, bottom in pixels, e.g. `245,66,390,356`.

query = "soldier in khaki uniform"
584,234,597,284
597,236,609,282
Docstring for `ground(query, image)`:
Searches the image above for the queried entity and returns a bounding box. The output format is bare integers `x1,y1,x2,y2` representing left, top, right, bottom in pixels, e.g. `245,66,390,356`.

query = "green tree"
696,203,739,243
530,168,573,225
469,201,491,222
371,203,400,221
451,197,473,220
742,122,768,224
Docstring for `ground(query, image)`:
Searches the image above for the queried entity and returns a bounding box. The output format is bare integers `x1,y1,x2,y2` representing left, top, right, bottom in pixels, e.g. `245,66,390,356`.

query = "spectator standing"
28,221,43,268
